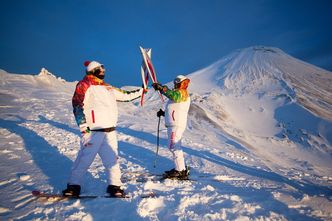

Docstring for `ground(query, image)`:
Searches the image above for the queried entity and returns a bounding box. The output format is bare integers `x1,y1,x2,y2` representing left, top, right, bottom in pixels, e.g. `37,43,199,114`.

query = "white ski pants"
69,131,123,186
167,126,186,171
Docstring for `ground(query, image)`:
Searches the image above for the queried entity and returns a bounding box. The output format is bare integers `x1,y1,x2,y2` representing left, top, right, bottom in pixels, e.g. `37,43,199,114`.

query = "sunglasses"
174,78,186,84
174,79,181,84
93,66,105,74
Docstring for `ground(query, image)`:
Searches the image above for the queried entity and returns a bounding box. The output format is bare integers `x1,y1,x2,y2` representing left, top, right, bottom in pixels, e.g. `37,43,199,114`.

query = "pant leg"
69,132,105,185
167,126,186,171
98,131,123,186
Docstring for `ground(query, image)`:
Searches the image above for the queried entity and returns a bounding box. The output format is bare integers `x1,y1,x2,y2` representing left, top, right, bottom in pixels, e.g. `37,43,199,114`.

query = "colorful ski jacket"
72,75,142,130
161,85,190,128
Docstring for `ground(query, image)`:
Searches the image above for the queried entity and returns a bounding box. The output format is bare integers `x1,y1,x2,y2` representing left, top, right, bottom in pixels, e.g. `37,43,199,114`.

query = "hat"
84,61,103,72
173,75,188,84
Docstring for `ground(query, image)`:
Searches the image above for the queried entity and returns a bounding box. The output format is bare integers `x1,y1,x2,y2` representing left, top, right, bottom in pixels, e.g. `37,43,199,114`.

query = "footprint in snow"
0,178,16,187
0,207,11,215
16,173,31,182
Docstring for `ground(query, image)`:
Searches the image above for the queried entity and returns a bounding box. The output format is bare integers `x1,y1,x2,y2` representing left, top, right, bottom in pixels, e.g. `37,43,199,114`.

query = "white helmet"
84,61,104,72
173,75,188,85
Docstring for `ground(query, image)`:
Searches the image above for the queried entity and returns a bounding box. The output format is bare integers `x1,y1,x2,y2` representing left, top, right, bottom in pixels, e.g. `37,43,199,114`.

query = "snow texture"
0,46,331,220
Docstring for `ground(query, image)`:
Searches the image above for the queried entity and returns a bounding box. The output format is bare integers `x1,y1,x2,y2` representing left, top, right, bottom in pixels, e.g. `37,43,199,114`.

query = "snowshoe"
107,185,126,198
163,166,190,180
62,184,81,197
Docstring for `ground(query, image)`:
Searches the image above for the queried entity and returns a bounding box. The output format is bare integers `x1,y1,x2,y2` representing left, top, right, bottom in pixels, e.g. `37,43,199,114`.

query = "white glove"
79,123,92,147
81,131,93,147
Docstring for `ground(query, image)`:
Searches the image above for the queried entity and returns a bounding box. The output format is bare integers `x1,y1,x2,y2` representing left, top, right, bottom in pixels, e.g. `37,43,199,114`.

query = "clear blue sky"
1,0,331,86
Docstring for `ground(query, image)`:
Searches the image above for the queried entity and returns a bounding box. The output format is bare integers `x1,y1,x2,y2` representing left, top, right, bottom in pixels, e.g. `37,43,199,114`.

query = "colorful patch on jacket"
72,75,106,126
162,87,189,103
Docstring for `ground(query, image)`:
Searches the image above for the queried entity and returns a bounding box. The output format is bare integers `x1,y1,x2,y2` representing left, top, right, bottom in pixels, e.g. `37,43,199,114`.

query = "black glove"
152,83,164,91
157,109,165,117
142,84,148,94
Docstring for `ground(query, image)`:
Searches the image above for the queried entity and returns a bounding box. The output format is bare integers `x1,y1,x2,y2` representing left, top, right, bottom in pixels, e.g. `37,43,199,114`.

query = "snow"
1,46,332,220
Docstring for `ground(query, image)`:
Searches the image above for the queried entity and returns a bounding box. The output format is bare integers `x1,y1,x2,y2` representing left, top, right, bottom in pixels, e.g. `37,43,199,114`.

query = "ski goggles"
174,77,189,85
92,65,105,74
96,65,105,71
174,78,183,84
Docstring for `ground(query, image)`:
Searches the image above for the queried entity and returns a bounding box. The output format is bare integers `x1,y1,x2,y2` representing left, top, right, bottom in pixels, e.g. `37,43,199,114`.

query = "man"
152,75,191,180
62,61,144,197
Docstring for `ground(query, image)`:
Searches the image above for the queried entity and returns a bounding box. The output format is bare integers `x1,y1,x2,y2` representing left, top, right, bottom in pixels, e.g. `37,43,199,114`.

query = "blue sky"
1,0,331,86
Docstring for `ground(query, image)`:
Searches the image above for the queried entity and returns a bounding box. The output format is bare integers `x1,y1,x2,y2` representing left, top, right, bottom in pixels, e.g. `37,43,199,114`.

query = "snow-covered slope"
188,46,332,175
1,47,332,221
189,46,332,120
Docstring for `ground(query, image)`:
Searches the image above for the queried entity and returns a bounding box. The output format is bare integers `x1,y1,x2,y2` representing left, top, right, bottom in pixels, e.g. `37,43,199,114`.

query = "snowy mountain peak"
251,46,282,53
38,68,55,77
38,68,66,83
189,46,332,121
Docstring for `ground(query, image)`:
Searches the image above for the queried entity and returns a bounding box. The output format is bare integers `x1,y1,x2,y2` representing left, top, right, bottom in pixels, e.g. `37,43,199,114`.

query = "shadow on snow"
118,126,332,198
0,115,101,192
3,115,329,220
117,126,326,220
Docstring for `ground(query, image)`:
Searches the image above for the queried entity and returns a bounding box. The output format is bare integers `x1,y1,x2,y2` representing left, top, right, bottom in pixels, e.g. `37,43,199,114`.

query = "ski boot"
62,184,81,197
163,166,190,180
107,185,126,198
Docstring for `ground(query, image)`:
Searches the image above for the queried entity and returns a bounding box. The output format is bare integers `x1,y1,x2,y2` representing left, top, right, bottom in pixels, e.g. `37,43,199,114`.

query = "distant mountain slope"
184,46,332,175
188,46,332,121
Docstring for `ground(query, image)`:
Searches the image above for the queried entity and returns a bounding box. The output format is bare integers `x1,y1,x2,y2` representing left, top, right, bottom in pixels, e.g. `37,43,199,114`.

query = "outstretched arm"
152,83,187,103
110,86,144,102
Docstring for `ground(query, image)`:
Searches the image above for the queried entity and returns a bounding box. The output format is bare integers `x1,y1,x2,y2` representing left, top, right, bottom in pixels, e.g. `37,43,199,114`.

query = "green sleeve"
161,86,182,102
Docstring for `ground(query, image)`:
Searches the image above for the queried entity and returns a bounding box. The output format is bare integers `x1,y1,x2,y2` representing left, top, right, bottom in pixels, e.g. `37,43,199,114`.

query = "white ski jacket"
73,75,142,130
160,84,191,128
165,98,190,128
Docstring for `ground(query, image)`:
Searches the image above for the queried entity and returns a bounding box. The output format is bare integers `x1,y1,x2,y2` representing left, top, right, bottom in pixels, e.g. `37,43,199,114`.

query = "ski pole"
154,115,161,168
